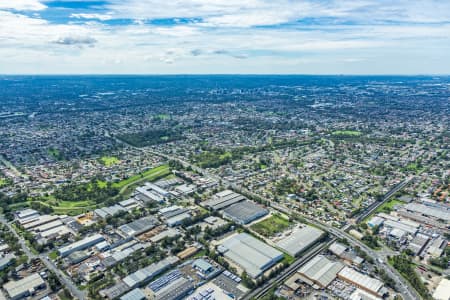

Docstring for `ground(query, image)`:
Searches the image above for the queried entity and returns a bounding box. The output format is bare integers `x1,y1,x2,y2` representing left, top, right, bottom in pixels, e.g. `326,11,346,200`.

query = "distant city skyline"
1,0,450,74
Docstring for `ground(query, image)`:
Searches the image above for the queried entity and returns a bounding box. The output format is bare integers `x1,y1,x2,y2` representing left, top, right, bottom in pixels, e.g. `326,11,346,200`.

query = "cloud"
53,36,98,47
71,13,114,21
0,0,46,11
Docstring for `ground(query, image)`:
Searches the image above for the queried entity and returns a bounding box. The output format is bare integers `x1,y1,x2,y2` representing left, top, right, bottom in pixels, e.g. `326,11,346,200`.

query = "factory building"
297,255,344,288
123,256,179,288
338,267,385,297
222,200,269,225
275,225,324,257
3,273,46,300
203,190,246,211
58,233,105,257
145,269,194,300
120,288,146,300
404,203,450,223
118,216,159,237
217,233,283,278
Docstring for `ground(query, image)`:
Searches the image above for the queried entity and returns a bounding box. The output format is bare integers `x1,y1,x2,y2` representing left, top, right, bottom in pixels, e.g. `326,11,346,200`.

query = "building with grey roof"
123,256,179,288
203,190,246,211
120,288,146,300
222,200,269,225
58,233,104,257
3,273,46,300
338,267,385,296
405,203,450,222
218,233,283,278
297,255,344,288
383,219,417,235
146,270,194,300
276,225,324,257
118,216,159,237
0,253,15,270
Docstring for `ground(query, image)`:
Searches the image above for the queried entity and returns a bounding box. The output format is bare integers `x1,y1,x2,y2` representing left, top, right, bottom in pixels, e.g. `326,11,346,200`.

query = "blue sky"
0,0,449,74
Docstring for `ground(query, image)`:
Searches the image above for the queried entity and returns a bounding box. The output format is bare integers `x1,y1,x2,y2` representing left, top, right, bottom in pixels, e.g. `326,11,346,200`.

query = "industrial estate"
0,75,449,300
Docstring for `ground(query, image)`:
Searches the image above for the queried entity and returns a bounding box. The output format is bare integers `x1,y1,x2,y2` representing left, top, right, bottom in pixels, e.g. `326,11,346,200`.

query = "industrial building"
404,203,450,222
203,190,246,211
15,209,40,225
123,256,179,288
433,278,450,300
0,253,15,270
145,269,194,300
135,182,170,203
118,216,159,237
222,200,269,225
275,225,324,257
58,233,105,257
338,267,385,297
159,206,192,227
329,242,364,266
120,288,146,300
3,273,46,300
408,233,430,256
94,204,125,219
217,233,283,278
297,255,344,288
383,219,418,235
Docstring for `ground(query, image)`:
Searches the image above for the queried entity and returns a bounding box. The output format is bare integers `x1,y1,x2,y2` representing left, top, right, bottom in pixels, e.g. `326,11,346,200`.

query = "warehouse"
297,255,344,288
329,242,364,266
276,226,324,257
15,209,40,224
338,267,385,296
217,233,283,278
22,215,60,230
58,233,105,257
3,273,46,300
408,233,430,256
203,190,246,211
383,220,417,235
404,203,450,222
119,216,159,237
222,200,269,225
0,253,15,270
160,206,192,227
120,288,146,300
123,256,179,288
94,205,125,219
146,269,194,300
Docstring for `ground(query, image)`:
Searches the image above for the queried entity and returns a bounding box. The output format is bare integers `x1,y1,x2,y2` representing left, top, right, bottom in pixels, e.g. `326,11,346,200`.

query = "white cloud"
0,0,46,11
71,13,114,21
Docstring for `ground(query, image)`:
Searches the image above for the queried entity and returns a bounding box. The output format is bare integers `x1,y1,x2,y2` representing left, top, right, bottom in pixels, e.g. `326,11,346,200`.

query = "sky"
0,0,450,74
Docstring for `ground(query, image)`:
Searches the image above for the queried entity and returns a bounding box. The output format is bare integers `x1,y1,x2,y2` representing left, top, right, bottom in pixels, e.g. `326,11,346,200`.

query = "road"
111,139,420,300
0,216,87,300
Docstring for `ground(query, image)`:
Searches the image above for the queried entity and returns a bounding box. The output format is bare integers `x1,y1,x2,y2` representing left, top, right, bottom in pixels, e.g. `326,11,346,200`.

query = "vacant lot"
251,214,291,237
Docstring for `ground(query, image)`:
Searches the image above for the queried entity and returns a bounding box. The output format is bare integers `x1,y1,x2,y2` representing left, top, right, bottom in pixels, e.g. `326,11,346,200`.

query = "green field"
251,214,291,237
100,156,120,167
332,130,362,137
112,164,170,189
363,198,405,223
0,178,7,187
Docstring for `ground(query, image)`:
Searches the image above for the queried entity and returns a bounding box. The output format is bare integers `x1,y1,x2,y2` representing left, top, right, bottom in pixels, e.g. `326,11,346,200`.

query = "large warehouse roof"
119,216,159,237
405,203,450,221
3,273,45,299
338,267,384,295
123,256,179,288
219,233,283,278
203,190,246,210
222,200,268,224
297,255,343,288
276,226,324,256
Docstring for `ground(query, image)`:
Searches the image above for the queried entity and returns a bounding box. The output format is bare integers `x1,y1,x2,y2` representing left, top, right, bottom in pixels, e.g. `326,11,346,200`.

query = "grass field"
0,178,7,187
251,214,291,237
332,130,362,137
100,156,120,167
112,164,170,189
363,198,405,223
